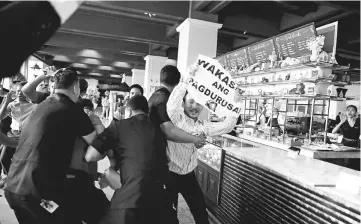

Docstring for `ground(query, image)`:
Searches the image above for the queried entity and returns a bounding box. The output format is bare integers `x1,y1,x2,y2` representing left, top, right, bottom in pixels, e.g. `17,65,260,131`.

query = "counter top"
236,133,360,159
221,134,361,210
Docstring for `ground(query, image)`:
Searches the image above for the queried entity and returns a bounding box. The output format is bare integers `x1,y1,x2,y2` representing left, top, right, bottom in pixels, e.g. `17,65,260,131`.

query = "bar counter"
199,134,361,224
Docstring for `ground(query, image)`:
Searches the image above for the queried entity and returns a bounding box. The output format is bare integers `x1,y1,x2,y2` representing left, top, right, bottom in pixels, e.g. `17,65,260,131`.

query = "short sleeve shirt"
69,114,103,177
5,93,94,200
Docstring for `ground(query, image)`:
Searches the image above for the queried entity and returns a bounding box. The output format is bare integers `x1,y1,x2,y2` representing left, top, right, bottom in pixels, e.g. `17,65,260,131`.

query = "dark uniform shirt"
148,87,171,127
341,118,360,147
5,93,94,201
147,87,171,176
92,114,166,209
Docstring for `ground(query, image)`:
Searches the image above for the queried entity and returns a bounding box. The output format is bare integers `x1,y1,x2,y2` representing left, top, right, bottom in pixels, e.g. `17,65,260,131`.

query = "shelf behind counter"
200,134,360,224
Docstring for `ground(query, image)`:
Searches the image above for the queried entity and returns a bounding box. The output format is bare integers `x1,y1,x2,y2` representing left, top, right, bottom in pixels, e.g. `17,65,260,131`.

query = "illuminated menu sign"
275,23,316,59
226,48,250,69
247,38,277,64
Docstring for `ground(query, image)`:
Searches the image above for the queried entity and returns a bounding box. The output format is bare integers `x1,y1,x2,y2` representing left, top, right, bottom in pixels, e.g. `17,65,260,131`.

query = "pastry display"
198,145,222,170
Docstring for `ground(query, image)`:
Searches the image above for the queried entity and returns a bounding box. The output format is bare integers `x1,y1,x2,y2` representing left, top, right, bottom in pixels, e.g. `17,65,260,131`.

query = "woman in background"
332,105,360,148
101,96,110,120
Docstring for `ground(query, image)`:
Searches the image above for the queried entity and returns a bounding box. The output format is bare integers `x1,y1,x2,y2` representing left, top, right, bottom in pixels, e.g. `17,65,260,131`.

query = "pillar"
131,69,145,87
123,75,132,86
176,18,222,120
144,55,168,98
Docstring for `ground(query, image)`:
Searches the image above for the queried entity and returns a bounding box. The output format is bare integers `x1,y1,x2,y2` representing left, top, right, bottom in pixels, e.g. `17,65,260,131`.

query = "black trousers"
0,145,16,174
169,170,210,224
65,170,110,224
5,190,82,224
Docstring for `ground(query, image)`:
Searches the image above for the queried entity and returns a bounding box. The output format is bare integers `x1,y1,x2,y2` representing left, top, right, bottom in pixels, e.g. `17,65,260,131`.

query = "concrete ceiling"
35,1,360,83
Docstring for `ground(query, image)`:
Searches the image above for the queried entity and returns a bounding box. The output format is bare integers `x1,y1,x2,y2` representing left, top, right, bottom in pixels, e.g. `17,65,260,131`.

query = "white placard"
187,55,243,117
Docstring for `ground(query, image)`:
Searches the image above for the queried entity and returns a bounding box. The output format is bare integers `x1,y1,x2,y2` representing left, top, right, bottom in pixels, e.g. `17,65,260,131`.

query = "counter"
197,134,361,224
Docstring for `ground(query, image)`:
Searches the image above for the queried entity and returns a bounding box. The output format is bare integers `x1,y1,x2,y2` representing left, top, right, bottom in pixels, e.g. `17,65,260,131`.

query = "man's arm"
160,121,204,144
85,121,118,162
203,116,238,137
0,133,18,148
166,81,188,125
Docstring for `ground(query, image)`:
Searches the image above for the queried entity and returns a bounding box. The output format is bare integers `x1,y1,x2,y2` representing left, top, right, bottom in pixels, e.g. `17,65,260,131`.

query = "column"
144,55,168,98
176,18,222,120
131,69,145,87
123,75,132,86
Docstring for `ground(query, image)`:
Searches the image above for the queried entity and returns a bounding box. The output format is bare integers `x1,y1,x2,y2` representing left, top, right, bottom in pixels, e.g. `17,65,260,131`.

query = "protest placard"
187,54,243,118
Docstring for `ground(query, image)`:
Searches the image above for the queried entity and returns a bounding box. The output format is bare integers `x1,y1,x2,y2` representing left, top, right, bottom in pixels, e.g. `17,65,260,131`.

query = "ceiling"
35,1,360,84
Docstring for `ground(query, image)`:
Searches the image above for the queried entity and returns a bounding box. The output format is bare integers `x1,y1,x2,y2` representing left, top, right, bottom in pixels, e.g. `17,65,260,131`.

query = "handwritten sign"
188,55,243,117
275,23,316,59
226,48,250,69
247,38,276,64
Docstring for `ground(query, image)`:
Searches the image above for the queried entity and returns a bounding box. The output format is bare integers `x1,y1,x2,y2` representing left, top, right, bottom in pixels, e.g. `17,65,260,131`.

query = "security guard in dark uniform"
85,95,170,224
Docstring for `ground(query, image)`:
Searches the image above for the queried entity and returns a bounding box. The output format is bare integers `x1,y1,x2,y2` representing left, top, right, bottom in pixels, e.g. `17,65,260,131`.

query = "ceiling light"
112,61,132,68
243,31,247,34
71,63,89,69
54,55,71,62
98,66,115,71
81,58,102,65
76,49,102,58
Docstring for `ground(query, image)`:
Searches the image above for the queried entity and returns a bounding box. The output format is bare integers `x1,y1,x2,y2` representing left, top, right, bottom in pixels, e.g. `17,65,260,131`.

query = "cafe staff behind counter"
332,105,360,148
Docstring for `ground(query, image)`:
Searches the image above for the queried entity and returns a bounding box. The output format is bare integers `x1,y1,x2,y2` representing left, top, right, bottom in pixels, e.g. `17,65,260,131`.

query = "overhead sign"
247,38,277,64
275,23,316,59
226,48,250,69
187,55,243,117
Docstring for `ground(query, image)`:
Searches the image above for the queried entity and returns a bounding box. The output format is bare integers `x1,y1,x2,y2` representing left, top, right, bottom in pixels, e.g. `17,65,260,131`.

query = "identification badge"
40,199,59,213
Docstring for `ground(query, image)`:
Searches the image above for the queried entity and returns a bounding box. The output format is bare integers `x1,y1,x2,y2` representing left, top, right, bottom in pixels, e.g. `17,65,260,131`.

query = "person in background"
79,78,88,99
102,96,110,120
85,95,169,224
129,84,144,97
0,82,37,182
147,65,206,223
166,64,237,224
4,67,96,224
21,66,57,103
114,99,125,121
0,115,16,189
332,105,360,148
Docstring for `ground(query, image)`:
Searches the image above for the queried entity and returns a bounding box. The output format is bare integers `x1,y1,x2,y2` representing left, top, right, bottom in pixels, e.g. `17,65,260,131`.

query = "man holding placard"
166,56,238,224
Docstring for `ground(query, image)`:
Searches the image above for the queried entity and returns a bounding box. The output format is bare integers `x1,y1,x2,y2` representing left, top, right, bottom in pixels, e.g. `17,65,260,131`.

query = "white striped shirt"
166,81,237,175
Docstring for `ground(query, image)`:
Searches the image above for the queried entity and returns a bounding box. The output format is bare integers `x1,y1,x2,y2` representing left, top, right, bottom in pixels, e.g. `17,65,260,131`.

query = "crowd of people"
0,64,237,224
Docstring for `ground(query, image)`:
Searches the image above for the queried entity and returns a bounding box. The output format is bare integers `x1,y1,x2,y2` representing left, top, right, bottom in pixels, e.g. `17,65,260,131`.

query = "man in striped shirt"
166,64,237,224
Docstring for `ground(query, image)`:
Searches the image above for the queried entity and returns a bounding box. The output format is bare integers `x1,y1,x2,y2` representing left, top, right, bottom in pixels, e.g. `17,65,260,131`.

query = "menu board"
275,23,316,59
216,55,229,69
226,48,250,69
247,38,276,64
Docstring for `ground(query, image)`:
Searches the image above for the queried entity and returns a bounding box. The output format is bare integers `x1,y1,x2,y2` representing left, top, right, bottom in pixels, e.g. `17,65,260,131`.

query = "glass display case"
197,143,222,171
238,95,347,147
